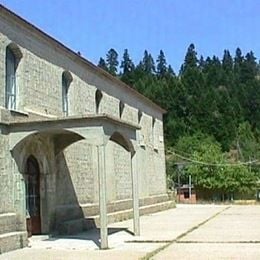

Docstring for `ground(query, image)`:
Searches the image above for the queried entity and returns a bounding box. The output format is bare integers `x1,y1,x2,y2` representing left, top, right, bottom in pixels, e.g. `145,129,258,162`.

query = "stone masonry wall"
56,140,95,205
0,133,14,214
113,143,132,200
0,12,167,208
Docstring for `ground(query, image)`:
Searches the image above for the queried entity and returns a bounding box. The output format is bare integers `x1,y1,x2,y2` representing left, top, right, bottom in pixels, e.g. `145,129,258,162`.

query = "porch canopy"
4,113,141,249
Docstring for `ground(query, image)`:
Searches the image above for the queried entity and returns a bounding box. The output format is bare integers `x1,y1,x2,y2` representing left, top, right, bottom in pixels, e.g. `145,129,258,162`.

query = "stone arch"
10,128,86,234
6,42,23,63
24,155,42,235
20,146,46,177
109,131,135,157
11,129,85,171
62,70,73,84
12,133,48,175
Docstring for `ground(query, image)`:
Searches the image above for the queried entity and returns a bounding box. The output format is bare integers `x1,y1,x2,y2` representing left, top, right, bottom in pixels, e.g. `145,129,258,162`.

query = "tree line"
98,44,260,200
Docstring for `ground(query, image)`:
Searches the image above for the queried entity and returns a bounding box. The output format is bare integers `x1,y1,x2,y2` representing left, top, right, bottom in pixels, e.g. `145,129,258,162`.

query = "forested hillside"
98,44,260,200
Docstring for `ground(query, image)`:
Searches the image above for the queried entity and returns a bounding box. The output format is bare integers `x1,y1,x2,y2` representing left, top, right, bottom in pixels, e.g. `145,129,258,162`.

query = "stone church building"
0,5,173,253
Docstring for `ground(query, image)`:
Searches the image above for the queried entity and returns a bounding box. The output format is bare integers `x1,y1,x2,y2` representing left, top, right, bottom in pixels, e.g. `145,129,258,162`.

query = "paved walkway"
1,204,260,259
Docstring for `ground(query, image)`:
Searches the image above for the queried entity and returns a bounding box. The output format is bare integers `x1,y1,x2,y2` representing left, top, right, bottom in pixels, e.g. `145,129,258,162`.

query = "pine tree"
167,65,175,76
120,49,134,74
120,49,135,86
96,45,260,159
156,50,167,77
180,43,198,75
142,50,155,74
234,48,244,80
106,48,119,76
97,57,108,71
198,55,205,72
241,51,258,82
222,50,233,73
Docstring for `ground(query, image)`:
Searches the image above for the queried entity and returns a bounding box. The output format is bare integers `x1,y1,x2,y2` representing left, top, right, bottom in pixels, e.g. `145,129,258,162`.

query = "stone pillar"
131,153,140,236
97,144,108,249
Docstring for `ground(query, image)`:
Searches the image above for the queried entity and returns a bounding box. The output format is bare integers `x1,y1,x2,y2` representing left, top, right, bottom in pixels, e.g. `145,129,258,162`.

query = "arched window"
152,117,158,150
62,71,72,116
138,110,142,124
95,89,103,114
119,101,124,118
5,46,18,110
25,155,41,236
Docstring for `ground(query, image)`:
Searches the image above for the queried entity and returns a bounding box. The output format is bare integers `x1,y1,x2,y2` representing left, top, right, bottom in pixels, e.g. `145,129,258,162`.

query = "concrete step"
56,194,171,223
0,231,27,254
58,200,175,235
85,200,175,228
0,213,17,235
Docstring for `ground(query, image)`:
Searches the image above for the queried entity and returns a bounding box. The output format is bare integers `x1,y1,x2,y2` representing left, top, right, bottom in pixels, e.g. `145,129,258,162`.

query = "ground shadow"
44,227,134,248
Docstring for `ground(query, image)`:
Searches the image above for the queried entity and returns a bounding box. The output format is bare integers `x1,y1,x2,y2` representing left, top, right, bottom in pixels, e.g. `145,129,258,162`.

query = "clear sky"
1,0,260,72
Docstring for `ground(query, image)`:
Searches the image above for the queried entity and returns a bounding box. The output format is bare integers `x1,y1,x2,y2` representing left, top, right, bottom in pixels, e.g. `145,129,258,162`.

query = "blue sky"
1,0,260,72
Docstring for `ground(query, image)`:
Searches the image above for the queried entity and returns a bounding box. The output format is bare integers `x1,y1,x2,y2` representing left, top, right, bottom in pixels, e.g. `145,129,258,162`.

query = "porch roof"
1,113,141,132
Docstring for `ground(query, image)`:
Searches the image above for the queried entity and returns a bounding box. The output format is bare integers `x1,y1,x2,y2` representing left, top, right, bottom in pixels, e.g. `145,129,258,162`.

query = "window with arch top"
95,89,103,114
119,101,125,118
62,71,72,116
5,44,22,110
152,117,158,150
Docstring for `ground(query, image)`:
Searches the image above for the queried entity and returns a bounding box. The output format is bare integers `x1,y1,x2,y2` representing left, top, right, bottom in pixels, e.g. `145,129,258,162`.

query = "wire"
168,150,259,167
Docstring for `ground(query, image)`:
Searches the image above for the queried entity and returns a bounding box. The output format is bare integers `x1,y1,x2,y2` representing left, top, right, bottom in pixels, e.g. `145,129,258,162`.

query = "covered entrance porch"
8,114,141,249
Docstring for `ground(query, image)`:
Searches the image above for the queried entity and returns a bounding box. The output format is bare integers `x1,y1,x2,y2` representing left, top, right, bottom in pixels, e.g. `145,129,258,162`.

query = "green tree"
120,49,135,86
120,49,134,74
179,43,198,75
156,50,167,77
236,122,260,161
234,47,244,81
182,135,257,200
141,50,155,74
97,57,108,71
106,48,119,76
241,51,258,82
167,65,175,76
222,50,233,73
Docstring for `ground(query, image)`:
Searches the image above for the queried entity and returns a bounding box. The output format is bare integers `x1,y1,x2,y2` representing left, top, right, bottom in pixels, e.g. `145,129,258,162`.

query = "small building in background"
177,184,197,204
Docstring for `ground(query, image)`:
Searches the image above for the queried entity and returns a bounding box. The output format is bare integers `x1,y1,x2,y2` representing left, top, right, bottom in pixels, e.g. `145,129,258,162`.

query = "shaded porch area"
7,114,141,249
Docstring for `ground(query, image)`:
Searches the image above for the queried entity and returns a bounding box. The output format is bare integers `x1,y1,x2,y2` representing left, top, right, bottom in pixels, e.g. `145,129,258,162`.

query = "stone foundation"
57,194,175,235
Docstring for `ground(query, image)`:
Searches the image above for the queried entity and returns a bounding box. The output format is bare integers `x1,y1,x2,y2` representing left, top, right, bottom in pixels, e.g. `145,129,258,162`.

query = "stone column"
97,144,108,249
131,153,140,236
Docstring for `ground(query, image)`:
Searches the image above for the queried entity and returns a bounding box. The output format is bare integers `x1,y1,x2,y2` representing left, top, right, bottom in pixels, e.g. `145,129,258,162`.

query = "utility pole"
178,168,181,203
189,175,192,199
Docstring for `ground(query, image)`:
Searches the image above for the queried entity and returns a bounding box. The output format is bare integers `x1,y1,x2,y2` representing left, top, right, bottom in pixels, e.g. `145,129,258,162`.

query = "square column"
97,145,108,249
131,153,140,236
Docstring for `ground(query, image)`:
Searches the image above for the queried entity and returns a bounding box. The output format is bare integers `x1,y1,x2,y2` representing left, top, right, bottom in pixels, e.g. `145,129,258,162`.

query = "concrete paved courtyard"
1,204,260,259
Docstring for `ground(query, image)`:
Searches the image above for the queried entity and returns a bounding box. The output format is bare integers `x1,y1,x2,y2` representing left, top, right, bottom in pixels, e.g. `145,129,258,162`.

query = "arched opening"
11,129,86,235
25,155,41,237
152,117,158,150
119,101,125,118
62,71,73,116
106,132,135,202
138,110,142,124
95,89,103,114
110,131,134,155
5,43,22,110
